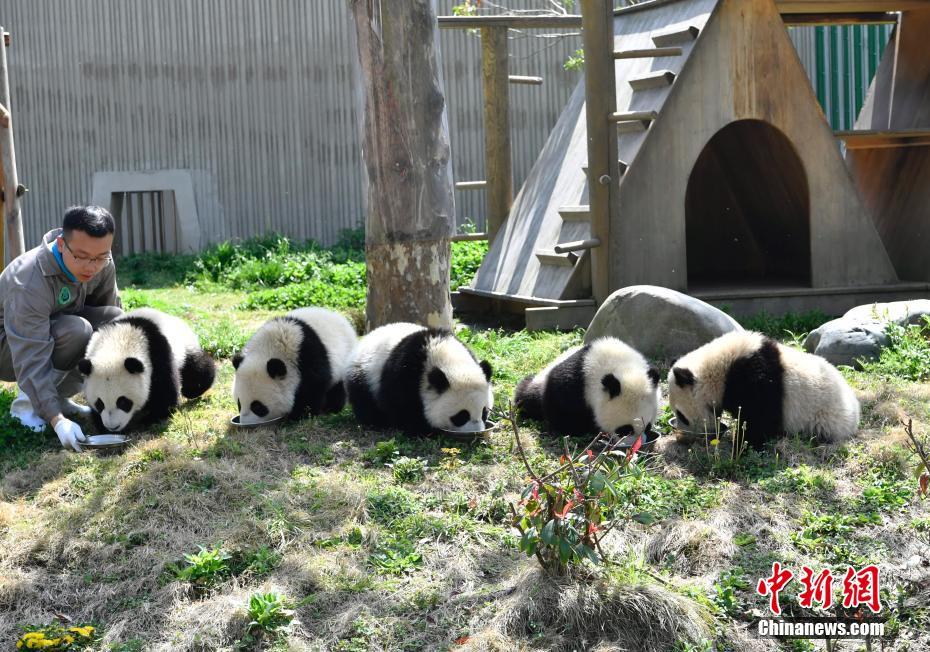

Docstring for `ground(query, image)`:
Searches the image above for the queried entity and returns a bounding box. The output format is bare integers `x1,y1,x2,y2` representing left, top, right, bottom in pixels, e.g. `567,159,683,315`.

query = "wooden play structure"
451,0,930,328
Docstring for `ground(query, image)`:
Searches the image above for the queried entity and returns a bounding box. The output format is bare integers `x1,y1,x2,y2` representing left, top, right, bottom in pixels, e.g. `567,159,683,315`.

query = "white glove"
53,418,87,453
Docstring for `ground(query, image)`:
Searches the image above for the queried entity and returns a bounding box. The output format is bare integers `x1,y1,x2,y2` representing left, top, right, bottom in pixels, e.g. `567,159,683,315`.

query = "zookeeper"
0,205,123,451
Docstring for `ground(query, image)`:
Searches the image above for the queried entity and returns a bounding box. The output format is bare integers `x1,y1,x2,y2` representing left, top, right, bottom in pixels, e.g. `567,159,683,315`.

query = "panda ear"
125,357,145,374
601,373,622,399
232,352,243,370
77,358,92,376
427,367,450,394
266,358,287,379
647,366,660,387
673,367,695,387
479,360,493,382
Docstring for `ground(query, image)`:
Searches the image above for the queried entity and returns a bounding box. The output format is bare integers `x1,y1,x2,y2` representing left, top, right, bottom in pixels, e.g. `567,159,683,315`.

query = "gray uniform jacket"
0,229,121,421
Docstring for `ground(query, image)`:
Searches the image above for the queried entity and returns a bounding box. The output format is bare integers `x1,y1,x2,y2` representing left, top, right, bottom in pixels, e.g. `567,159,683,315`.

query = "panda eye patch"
482,407,489,423
675,410,690,427
116,396,134,413
251,401,269,418
94,398,104,412
237,399,241,413
450,410,470,427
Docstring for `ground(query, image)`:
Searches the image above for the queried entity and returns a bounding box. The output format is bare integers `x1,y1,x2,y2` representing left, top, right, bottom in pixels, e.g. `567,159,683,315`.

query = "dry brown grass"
1,343,929,651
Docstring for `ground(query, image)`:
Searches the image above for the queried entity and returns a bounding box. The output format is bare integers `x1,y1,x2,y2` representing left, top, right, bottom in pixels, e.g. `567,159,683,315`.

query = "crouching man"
0,205,123,451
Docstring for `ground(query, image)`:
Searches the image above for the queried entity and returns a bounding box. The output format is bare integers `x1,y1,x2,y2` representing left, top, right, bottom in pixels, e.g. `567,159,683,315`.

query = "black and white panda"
79,308,216,432
514,337,661,437
232,307,357,424
668,331,860,448
346,322,493,436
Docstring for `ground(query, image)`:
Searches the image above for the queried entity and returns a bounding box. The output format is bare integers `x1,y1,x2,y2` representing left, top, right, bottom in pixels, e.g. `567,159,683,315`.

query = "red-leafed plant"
507,404,644,576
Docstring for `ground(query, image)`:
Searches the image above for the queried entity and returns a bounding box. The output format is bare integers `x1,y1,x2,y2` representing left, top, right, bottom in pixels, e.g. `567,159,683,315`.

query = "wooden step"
615,120,649,134
536,249,578,266
652,25,700,47
582,160,629,176
609,110,659,123
629,70,676,91
613,47,683,59
558,205,591,222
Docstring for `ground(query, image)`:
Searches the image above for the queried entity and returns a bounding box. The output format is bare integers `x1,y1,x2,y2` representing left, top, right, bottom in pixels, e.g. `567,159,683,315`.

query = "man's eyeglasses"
62,238,112,267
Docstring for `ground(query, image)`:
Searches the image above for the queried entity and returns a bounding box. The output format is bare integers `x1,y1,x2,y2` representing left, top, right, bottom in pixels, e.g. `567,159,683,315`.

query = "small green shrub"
860,316,930,381
169,545,231,588
246,591,293,634
362,439,400,467
369,535,423,575
712,567,750,617
0,388,48,471
386,455,428,484
450,239,488,291
192,318,249,359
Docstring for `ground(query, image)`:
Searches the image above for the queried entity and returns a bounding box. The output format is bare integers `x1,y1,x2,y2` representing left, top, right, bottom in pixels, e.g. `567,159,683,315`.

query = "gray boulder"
803,317,889,367
844,300,930,327
584,285,742,359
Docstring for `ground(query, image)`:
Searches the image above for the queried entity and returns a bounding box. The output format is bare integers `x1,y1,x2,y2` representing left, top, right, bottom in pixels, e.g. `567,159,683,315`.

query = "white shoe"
10,388,47,433
62,398,93,417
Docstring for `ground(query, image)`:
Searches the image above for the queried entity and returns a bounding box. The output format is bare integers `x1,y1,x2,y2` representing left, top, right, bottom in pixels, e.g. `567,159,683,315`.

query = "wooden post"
349,0,455,331
0,26,24,265
481,26,512,244
579,0,617,304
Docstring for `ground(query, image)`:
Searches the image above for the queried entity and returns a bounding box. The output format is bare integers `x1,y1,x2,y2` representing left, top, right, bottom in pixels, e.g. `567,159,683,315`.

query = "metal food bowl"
83,433,130,451
434,420,496,442
229,415,286,429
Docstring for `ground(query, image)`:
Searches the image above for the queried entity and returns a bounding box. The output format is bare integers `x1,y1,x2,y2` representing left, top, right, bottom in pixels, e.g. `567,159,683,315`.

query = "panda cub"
668,331,859,448
232,307,357,424
80,308,216,432
515,337,660,437
346,322,493,436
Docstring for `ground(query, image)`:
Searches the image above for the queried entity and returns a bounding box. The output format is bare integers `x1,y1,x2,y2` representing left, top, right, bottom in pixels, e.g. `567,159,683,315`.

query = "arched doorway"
685,120,811,289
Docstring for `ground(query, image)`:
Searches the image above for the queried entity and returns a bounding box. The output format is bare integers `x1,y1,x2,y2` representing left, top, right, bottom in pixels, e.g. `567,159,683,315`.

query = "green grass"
0,247,927,649
860,316,930,381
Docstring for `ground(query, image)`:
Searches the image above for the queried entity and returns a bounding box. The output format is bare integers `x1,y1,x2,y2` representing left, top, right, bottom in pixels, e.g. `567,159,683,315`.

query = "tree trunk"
349,0,455,332
0,27,24,265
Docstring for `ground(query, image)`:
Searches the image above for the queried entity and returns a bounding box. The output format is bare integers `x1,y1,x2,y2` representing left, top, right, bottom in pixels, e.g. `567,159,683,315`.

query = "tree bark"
350,0,455,332
0,27,24,265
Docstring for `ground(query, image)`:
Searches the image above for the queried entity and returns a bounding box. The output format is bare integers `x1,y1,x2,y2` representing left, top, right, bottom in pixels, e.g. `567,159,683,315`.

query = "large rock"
584,285,742,359
844,300,930,327
803,317,889,367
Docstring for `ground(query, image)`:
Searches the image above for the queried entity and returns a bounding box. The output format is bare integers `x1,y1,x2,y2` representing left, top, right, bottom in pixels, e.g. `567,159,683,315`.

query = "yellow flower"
68,625,95,638
22,633,45,640
16,640,23,649
709,439,720,447
63,635,75,644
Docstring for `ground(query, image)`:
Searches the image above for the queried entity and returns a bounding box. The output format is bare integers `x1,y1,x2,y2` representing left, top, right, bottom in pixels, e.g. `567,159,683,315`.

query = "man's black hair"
62,205,115,238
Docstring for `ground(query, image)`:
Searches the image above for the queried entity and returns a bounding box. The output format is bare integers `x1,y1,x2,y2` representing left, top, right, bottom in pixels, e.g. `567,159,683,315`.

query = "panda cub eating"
346,322,493,436
668,331,860,448
514,337,660,438
80,308,216,432
233,307,357,424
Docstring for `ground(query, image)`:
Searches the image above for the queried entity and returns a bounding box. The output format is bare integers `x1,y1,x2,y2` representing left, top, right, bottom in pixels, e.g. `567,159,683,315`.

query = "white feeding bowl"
434,420,496,441
229,415,286,429
83,433,130,451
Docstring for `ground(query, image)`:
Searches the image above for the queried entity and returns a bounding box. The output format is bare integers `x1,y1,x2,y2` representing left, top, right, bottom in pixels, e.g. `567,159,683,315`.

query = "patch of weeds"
108,640,146,652
362,439,399,466
614,462,722,522
712,567,750,617
758,465,836,495
673,641,715,652
687,442,778,482
119,288,176,312
733,533,756,547
858,456,915,513
387,455,428,484
737,309,832,342
167,545,231,590
230,545,282,579
790,511,881,566
333,617,377,652
912,516,930,546
0,387,51,472
860,316,930,381
450,236,488,291
366,486,422,524
192,317,248,359
369,535,423,575
117,251,195,287
287,437,336,465
246,591,293,636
